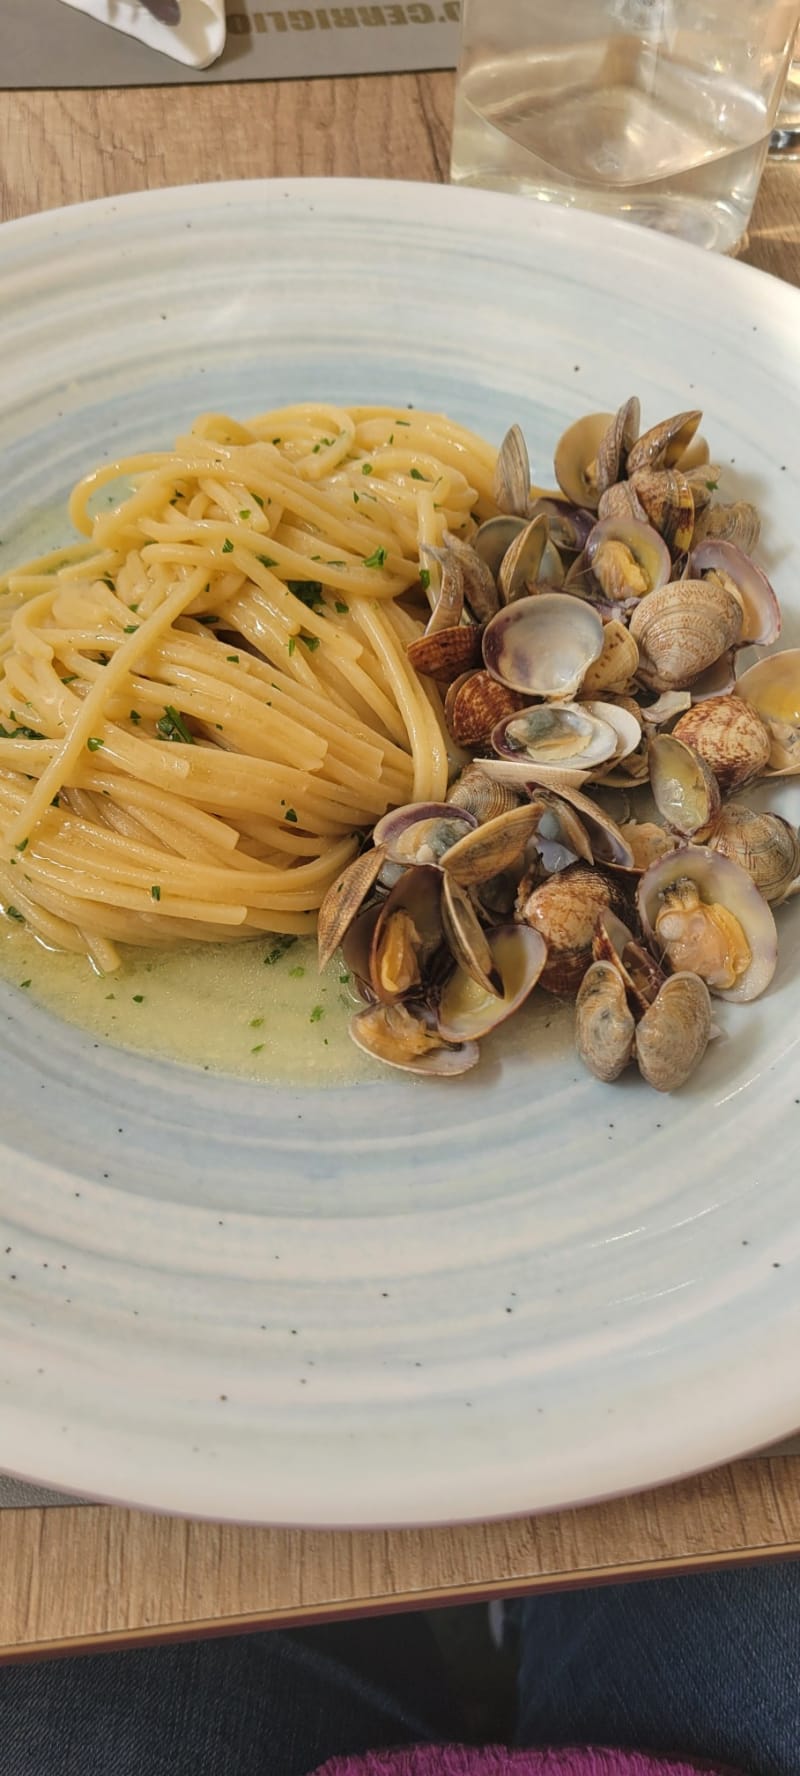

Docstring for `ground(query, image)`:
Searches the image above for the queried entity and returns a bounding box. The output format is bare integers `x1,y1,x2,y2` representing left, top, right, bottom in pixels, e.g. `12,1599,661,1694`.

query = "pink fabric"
312,1748,742,1776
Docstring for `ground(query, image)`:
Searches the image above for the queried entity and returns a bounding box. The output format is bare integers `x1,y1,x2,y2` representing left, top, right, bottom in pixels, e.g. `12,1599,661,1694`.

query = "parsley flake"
5,907,23,923
284,807,298,823
353,492,360,504
86,736,104,752
419,568,431,593
129,710,141,724
263,935,297,966
221,538,234,554
251,1043,265,1054
238,509,251,521
310,1005,324,1023
361,463,373,476
150,885,161,901
334,600,349,614
301,634,320,651
123,624,139,634
286,579,324,606
410,468,428,481
156,705,194,744
19,979,31,989
132,994,144,1004
289,964,305,979
287,638,296,656
15,839,28,853
363,546,387,569
257,555,278,570
226,654,240,664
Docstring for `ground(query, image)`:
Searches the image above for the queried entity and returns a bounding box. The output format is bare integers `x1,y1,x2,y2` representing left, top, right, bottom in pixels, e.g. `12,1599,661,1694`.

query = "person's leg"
515,1562,800,1776
0,1613,466,1776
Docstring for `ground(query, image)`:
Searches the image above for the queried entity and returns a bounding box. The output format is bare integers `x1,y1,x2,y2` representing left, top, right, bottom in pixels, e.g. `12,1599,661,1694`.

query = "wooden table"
1,74,800,1664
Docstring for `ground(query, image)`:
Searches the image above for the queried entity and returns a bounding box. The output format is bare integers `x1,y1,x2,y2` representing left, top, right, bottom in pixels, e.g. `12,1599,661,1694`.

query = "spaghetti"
0,403,498,972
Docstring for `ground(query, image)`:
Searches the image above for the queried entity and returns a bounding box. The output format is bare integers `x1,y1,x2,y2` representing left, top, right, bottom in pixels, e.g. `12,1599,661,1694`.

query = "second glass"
450,0,800,252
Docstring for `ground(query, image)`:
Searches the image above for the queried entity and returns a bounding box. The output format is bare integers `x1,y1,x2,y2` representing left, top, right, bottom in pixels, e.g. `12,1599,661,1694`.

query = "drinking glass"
450,0,800,252
770,27,800,155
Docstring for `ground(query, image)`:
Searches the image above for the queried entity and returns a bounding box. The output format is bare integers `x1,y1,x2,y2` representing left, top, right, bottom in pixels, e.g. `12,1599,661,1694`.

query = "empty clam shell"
735,650,800,774
420,544,465,634
688,652,737,701
672,696,772,792
442,873,503,998
633,972,712,1092
637,845,777,1003
687,540,781,647
553,411,615,510
349,1001,480,1075
483,593,604,700
580,699,642,768
436,924,547,1042
529,498,594,555
648,733,721,839
440,530,501,623
497,514,550,603
473,514,527,581
575,960,636,1082
692,499,761,554
441,802,545,885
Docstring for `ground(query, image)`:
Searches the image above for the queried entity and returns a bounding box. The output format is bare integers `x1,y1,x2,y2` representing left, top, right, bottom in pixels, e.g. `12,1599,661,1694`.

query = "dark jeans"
1,1564,799,1775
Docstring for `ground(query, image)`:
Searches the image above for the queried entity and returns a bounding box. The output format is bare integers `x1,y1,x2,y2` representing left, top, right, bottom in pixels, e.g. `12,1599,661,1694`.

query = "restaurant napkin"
57,0,226,69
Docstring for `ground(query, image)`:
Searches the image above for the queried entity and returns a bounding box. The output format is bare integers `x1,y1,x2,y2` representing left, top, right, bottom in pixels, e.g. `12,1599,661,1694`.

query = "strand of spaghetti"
2,567,209,848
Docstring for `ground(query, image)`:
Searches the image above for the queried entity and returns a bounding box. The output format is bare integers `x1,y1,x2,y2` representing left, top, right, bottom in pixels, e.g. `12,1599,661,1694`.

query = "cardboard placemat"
2,0,460,88
3,1437,800,1509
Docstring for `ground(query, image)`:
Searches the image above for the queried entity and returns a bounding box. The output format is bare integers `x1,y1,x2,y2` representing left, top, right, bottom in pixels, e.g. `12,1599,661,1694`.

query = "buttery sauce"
0,929,380,1087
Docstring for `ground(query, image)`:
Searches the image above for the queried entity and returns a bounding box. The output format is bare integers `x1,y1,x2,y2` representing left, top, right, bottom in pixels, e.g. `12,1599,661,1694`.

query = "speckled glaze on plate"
1,180,800,1528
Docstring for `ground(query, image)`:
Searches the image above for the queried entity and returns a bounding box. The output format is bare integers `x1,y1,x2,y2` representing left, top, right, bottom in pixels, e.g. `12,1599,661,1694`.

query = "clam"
672,696,772,792
317,844,387,971
648,733,721,839
440,802,545,886
628,467,694,556
497,514,549,602
580,699,642,769
639,690,693,726
446,765,522,823
580,619,639,695
626,409,702,476
439,530,501,623
369,865,445,1002
516,863,631,995
420,544,465,634
529,791,594,871
585,517,671,601
441,873,503,996
683,463,721,512
592,910,665,1012
444,669,528,748
736,650,800,774
687,540,780,647
473,514,526,581
493,424,531,518
492,702,620,776
372,803,478,866
629,577,743,691
618,820,679,872
596,396,641,492
692,499,761,554
483,593,604,700
637,846,777,1003
349,1001,479,1076
539,781,635,868
633,973,713,1093
597,481,648,524
529,497,594,556
554,411,614,510
436,924,547,1041
575,960,635,1082
708,803,800,906
406,624,484,684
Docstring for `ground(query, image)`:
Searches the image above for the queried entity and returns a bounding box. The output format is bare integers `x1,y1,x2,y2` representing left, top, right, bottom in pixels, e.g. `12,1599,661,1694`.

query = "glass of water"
770,27,800,155
450,0,800,253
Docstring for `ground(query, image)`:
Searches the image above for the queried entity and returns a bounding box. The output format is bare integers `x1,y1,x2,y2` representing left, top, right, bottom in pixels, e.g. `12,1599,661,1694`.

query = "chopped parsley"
156,705,194,744
51,795,60,808
150,885,161,901
339,971,351,984
6,907,23,922
286,579,324,606
419,568,431,593
86,736,104,752
263,934,297,966
252,494,265,509
353,492,360,504
15,838,28,853
123,624,139,634
129,709,142,724
226,654,240,664
251,1043,265,1055
132,994,144,1004
238,509,251,521
334,600,349,614
706,478,719,492
249,1016,264,1029
257,555,278,570
284,807,298,823
289,964,305,979
287,638,296,656
0,721,44,741
361,463,373,476
196,612,219,625
19,979,31,989
300,634,320,651
310,1005,324,1023
363,546,387,569
61,676,78,685
410,468,429,481
221,538,234,554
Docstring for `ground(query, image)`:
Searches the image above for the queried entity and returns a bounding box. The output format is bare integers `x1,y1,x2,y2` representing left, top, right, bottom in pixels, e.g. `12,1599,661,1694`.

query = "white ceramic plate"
1,179,800,1528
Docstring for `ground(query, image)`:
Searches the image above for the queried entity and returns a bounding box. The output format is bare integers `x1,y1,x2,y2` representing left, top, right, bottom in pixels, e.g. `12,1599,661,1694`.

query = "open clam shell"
553,411,615,510
349,1001,480,1076
581,699,642,769
628,467,695,556
440,802,545,886
626,408,702,476
637,845,777,1003
441,530,501,623
491,702,620,776
369,864,445,1002
692,499,761,554
672,696,771,792
436,924,547,1042
580,619,639,696
497,514,550,603
493,424,532,518
735,650,800,774
687,540,780,647
585,517,671,601
538,782,635,868
420,544,465,634
529,497,594,556
473,514,526,581
441,873,503,998
446,765,522,823
688,652,737,702
406,623,484,684
372,803,477,866
648,733,721,839
483,592,604,700
516,863,632,996
445,668,529,748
